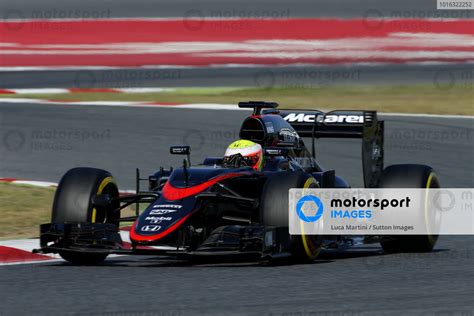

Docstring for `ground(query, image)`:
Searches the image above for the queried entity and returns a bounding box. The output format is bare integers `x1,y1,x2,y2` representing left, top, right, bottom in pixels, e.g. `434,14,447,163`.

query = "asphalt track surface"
1,64,472,89
2,0,471,19
1,2,473,315
0,103,473,188
0,103,473,315
1,236,474,316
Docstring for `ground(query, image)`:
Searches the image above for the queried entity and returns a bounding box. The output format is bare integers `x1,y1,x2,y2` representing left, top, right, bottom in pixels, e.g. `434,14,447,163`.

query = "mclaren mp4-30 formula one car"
35,101,440,265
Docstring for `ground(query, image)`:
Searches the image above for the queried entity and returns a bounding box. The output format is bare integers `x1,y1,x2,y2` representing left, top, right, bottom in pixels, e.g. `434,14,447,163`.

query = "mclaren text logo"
141,225,162,232
284,113,364,124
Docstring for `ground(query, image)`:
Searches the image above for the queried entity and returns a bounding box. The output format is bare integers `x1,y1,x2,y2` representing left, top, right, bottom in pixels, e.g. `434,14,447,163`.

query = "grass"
0,183,138,240
0,83,471,238
1,84,473,115
0,183,55,240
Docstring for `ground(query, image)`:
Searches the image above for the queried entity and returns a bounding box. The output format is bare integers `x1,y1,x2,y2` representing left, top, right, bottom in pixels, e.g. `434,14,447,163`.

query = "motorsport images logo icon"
296,195,324,222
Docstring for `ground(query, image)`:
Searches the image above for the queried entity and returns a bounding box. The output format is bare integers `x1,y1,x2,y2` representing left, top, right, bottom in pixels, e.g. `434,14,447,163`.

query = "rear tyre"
52,167,120,265
379,164,440,253
260,171,322,262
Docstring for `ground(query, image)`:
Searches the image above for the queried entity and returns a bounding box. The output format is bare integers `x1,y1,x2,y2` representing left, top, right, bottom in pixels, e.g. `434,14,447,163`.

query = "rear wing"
277,110,384,187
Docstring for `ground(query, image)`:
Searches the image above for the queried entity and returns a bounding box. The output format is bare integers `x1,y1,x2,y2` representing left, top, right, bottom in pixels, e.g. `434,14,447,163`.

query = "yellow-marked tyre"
260,171,323,262
379,164,440,253
52,167,120,265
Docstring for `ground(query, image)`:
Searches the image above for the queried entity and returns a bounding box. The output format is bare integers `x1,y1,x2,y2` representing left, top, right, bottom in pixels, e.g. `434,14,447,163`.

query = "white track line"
379,112,474,119
3,88,70,94
0,259,64,266
0,231,133,266
0,239,55,254
0,98,244,110
8,180,57,187
0,88,176,94
0,178,136,193
0,98,472,118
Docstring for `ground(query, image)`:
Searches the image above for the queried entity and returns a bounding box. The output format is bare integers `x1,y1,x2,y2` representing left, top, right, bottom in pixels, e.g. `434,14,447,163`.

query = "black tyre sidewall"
260,171,322,261
52,167,119,265
52,167,119,225
379,164,440,253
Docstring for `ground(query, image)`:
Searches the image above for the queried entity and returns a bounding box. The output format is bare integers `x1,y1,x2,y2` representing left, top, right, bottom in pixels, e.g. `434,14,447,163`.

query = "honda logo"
141,225,162,232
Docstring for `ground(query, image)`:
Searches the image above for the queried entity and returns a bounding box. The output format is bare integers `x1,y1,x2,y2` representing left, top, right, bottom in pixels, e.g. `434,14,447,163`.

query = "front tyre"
379,164,440,253
52,167,120,265
260,171,323,262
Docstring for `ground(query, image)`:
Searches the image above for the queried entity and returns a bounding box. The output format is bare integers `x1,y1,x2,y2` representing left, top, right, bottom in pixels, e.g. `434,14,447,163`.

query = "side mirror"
170,145,191,166
170,145,190,155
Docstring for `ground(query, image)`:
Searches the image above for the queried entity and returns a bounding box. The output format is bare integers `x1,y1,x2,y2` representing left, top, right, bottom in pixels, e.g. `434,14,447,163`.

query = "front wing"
34,223,296,262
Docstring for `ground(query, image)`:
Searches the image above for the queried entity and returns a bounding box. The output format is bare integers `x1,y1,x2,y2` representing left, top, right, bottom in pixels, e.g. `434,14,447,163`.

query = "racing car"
34,101,440,265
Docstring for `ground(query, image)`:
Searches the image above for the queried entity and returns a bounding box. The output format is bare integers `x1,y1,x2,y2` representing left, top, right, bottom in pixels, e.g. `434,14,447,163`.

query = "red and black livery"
35,101,440,265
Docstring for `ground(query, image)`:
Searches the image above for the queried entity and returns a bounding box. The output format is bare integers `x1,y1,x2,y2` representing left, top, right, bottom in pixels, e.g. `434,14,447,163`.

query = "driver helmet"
223,140,263,171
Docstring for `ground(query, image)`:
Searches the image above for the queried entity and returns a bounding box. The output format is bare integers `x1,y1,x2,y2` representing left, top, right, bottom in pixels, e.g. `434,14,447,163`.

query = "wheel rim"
425,172,440,247
91,176,117,223
300,177,322,259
